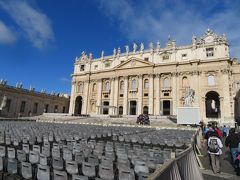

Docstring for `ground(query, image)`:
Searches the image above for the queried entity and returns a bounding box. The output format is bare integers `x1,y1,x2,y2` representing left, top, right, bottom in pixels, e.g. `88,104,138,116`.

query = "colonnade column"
96,79,102,114
82,80,89,114
149,74,154,115
113,77,119,115
155,74,160,115
137,75,143,115
172,73,177,115
221,69,231,120
123,76,128,115
109,78,115,115
69,81,76,115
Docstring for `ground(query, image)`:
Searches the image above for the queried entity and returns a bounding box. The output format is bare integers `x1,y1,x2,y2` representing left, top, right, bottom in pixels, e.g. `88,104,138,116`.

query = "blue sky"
0,0,239,94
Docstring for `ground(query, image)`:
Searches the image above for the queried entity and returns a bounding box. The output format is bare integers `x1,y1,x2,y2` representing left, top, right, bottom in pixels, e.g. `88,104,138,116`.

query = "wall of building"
0,84,70,118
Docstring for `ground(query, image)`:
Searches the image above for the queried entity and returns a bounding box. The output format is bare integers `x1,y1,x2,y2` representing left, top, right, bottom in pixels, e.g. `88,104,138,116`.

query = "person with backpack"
225,128,240,172
208,131,223,174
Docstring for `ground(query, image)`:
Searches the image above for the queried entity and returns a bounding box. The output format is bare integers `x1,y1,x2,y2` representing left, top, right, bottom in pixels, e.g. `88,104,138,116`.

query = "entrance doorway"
163,100,170,115
119,106,123,115
129,101,137,115
103,101,109,115
234,90,240,125
143,106,148,114
75,96,82,115
205,91,220,118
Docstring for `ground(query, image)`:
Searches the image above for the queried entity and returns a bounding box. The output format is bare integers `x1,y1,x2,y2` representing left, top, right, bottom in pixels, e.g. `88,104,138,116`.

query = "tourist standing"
207,131,223,174
225,128,240,171
222,125,228,137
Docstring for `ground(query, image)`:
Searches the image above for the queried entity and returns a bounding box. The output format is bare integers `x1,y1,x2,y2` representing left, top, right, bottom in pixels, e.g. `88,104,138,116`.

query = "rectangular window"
44,104,49,113
94,65,98,70
33,103,38,114
54,105,58,113
144,93,148,97
162,55,169,60
6,99,11,112
144,57,149,61
120,94,123,97
164,93,170,96
62,106,66,113
20,101,26,113
80,65,85,71
206,48,214,57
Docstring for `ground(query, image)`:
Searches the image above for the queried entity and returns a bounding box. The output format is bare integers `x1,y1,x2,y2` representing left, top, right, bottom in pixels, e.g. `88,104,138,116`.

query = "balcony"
129,88,138,93
161,87,172,92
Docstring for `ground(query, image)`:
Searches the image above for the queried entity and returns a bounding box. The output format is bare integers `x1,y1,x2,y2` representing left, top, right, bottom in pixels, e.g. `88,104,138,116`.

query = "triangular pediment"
114,57,154,70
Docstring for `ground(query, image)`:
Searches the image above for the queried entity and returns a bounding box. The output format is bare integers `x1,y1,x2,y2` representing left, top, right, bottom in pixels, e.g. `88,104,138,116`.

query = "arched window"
92,83,96,92
182,76,188,87
105,81,110,91
132,79,137,89
120,81,124,91
144,79,149,89
163,78,170,88
208,75,215,86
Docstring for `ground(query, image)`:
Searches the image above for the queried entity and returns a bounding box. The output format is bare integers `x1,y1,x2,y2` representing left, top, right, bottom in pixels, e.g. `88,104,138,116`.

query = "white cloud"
0,20,16,44
60,77,71,83
98,0,240,59
0,0,54,49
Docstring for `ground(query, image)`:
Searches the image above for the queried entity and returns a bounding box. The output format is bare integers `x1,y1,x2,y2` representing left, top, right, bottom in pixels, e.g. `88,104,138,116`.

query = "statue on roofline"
133,42,137,53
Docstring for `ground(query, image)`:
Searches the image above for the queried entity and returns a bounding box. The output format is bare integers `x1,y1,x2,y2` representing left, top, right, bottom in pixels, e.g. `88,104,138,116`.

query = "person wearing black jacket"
225,128,240,173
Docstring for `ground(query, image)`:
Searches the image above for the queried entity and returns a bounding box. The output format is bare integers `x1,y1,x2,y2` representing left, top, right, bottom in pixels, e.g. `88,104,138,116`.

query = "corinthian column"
109,78,115,115
137,75,143,115
69,81,76,115
155,74,160,115
82,80,89,114
172,72,177,115
113,77,119,115
96,79,102,114
149,74,154,115
123,76,128,115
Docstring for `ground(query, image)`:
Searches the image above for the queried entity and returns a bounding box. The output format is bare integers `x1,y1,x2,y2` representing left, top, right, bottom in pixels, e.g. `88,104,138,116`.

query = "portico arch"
234,90,240,125
74,96,82,115
205,91,220,118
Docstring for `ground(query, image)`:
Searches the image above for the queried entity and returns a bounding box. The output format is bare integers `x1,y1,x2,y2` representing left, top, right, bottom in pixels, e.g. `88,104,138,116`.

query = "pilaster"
148,74,154,115
123,76,128,115
96,79,102,114
137,75,143,115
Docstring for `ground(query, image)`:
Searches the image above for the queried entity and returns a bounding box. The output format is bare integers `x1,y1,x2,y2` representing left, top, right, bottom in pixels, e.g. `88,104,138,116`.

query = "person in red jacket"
214,127,223,138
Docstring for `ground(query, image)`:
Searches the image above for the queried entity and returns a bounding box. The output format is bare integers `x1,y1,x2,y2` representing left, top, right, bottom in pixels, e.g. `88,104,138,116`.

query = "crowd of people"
203,123,240,176
136,114,150,125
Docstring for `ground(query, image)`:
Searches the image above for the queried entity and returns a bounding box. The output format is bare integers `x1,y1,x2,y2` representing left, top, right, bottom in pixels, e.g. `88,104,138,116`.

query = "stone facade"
0,82,70,118
70,29,240,124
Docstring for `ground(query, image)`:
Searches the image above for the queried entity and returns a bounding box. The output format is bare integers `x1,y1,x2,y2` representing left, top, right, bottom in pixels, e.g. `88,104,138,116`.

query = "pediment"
114,57,154,70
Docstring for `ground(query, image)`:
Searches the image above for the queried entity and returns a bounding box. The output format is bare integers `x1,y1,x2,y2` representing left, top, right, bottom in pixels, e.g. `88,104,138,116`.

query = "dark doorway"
129,101,137,115
103,101,109,115
119,106,123,115
205,91,220,118
75,96,82,115
143,106,148,114
234,90,240,125
163,100,170,115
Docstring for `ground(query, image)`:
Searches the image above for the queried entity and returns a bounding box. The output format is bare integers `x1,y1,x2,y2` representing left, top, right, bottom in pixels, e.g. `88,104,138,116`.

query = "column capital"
155,73,160,78
148,74,154,78
97,79,102,83
124,76,129,80
138,74,143,79
172,72,178,77
84,80,90,83
221,69,229,74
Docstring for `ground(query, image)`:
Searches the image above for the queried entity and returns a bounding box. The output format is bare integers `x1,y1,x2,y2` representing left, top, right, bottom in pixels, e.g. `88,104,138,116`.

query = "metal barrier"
147,128,204,180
